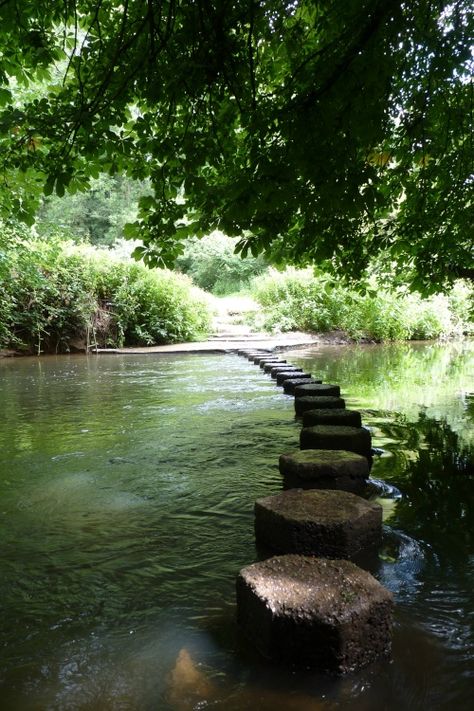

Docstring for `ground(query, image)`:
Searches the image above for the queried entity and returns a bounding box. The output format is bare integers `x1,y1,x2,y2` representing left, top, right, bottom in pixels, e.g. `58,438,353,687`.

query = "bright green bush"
175,231,268,295
0,229,212,353
251,268,473,342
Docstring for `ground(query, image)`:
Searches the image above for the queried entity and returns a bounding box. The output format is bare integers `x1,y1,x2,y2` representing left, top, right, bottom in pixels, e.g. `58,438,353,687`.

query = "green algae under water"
0,342,473,710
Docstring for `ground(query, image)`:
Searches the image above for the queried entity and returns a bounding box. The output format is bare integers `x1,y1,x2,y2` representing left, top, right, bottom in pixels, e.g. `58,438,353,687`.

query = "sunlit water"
0,342,473,710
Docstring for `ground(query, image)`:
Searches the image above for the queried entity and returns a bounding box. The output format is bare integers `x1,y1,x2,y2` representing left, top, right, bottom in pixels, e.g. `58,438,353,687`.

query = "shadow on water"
0,344,473,709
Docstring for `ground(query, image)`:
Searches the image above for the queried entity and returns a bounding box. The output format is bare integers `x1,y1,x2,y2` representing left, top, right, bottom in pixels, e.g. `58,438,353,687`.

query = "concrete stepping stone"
294,383,341,397
276,371,314,386
302,408,362,428
260,359,285,369
236,554,393,673
282,377,320,393
252,354,279,364
300,425,372,457
295,396,346,414
279,449,369,492
270,365,303,378
254,488,382,558
263,362,292,373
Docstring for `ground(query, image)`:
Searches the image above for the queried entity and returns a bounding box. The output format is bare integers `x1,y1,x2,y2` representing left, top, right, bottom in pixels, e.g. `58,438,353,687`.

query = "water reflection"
0,344,473,709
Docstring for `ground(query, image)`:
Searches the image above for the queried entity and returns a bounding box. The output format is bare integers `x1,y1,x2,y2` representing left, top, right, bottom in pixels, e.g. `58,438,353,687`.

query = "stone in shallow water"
276,371,314,386
254,488,382,558
264,362,293,373
270,365,304,378
302,408,362,428
236,554,393,673
294,383,341,397
300,425,372,457
282,377,320,393
295,396,346,414
260,359,286,369
252,354,278,364
279,449,369,492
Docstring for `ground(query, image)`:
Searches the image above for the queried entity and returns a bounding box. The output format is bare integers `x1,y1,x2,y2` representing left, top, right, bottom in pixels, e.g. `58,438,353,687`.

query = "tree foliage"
0,0,472,291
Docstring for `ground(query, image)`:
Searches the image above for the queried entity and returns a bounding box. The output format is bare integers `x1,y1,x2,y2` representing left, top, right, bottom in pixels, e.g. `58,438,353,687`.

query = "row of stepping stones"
234,349,393,676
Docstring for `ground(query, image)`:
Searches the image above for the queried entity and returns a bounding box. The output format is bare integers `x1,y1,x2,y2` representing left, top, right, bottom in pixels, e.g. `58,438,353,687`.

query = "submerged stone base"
302,408,362,428
295,396,346,414
254,488,382,558
236,554,393,674
279,449,369,492
300,425,372,457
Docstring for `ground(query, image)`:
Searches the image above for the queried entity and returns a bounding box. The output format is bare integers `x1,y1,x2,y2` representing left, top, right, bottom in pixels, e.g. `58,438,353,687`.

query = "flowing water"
0,342,472,710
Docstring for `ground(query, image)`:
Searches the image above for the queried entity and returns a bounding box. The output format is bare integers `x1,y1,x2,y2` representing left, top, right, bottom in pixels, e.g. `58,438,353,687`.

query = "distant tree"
0,1,472,291
36,174,151,246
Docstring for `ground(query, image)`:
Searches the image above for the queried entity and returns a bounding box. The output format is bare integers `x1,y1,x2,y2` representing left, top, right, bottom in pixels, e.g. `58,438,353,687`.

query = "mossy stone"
295,396,346,415
276,371,315,386
270,365,303,378
282,377,320,393
254,488,382,558
294,383,341,397
236,554,393,673
300,425,372,457
302,408,362,428
279,449,369,492
260,359,286,369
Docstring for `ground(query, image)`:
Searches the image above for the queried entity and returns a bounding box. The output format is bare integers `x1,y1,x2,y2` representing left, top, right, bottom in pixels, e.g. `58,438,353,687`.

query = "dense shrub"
175,231,268,294
0,230,212,353
251,269,473,342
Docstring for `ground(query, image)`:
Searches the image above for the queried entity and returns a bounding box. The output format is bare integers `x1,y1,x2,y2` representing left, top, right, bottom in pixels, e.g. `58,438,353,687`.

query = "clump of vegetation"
175,232,268,295
0,226,212,354
251,269,473,342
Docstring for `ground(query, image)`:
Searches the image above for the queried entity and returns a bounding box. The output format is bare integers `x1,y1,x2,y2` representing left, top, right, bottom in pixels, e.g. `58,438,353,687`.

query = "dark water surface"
0,342,472,710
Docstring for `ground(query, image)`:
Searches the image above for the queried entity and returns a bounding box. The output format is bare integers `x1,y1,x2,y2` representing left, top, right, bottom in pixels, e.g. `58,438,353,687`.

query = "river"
0,342,472,710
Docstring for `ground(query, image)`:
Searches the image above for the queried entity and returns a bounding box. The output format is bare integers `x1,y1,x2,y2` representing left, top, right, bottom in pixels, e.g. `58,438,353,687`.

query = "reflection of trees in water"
376,410,473,560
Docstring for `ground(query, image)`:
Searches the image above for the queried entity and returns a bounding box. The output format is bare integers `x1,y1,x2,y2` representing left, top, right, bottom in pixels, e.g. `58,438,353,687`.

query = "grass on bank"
250,268,473,342
0,232,212,354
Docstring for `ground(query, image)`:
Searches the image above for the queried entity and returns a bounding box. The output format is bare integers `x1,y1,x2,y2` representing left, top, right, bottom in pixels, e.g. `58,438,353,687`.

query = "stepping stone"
263,362,291,373
260,359,285,369
236,554,393,673
254,488,382,558
302,408,362,428
279,449,369,492
270,365,303,378
276,371,314,386
294,383,341,397
282,377,321,393
252,354,278,364
300,425,372,457
295,396,346,415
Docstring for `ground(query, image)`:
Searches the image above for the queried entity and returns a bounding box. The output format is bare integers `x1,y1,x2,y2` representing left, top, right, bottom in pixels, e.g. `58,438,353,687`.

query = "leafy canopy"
0,0,472,291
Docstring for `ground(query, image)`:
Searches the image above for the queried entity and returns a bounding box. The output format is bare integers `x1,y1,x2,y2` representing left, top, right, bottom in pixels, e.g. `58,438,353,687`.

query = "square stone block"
295,396,346,414
236,555,393,673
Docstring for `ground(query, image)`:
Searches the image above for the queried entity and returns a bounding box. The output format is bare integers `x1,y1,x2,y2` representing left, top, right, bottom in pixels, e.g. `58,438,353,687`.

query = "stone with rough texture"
300,425,372,457
279,449,369,492
252,354,278,364
254,488,382,558
260,359,285,369
236,554,393,673
302,408,362,428
264,362,294,373
276,371,314,385
270,365,303,378
295,396,345,415
294,383,341,397
282,377,320,394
